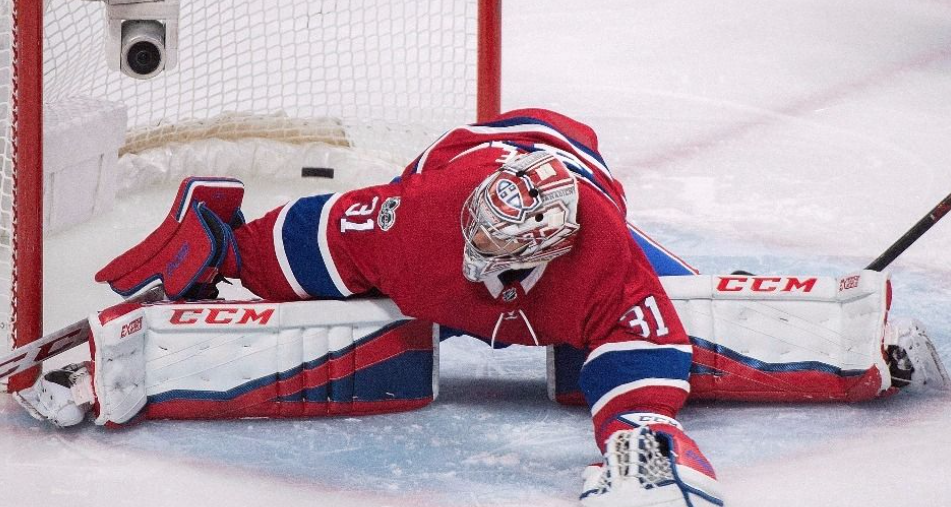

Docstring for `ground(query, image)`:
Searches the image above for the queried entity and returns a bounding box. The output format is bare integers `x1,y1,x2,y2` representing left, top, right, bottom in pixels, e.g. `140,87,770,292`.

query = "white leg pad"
88,298,437,426
90,308,149,425
662,270,893,401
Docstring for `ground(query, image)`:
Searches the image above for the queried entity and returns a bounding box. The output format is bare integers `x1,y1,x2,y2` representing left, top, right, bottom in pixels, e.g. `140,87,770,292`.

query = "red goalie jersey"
230,109,695,444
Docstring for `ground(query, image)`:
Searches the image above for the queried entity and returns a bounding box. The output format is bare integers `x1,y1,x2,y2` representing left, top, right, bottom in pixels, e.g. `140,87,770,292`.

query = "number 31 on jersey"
340,197,379,232
620,296,670,338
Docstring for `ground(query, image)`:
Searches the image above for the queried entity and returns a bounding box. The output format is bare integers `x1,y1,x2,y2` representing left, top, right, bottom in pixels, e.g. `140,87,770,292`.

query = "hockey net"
1,0,501,390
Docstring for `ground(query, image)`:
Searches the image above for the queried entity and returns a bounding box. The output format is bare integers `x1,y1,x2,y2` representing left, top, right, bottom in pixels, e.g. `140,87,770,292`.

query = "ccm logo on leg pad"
168,307,276,325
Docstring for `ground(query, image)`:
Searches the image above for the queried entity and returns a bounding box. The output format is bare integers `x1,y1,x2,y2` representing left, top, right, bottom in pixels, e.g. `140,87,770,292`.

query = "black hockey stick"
865,191,951,272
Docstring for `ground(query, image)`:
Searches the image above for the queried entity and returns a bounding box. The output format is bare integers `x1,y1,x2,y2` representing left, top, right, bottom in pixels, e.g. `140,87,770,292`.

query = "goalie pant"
83,271,893,427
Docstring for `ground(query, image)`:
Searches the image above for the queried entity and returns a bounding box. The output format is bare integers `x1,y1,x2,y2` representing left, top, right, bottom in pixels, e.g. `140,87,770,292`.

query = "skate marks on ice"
504,1,951,270
714,395,951,507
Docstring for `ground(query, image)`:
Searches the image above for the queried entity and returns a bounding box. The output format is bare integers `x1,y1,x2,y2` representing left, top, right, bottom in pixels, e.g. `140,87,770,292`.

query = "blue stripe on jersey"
628,227,696,276
505,141,614,200
476,116,609,169
282,195,345,298
690,336,868,377
578,346,692,408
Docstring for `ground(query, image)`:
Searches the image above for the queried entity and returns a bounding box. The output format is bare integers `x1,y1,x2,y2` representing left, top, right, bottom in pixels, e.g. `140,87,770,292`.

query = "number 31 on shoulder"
340,197,379,232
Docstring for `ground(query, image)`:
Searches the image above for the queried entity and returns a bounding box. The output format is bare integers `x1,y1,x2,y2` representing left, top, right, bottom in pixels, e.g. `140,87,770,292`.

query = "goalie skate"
13,363,95,427
885,318,950,391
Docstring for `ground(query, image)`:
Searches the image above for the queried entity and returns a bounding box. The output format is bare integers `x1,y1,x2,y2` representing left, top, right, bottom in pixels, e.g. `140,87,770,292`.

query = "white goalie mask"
461,151,581,282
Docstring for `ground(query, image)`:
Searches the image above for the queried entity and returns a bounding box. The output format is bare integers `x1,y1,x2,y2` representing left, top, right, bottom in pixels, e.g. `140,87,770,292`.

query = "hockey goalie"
14,109,948,507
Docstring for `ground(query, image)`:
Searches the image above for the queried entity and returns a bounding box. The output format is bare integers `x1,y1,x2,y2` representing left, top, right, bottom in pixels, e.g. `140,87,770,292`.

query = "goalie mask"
461,151,580,282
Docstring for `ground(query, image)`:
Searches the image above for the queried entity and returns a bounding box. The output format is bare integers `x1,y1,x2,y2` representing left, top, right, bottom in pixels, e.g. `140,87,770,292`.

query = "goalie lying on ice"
15,109,948,507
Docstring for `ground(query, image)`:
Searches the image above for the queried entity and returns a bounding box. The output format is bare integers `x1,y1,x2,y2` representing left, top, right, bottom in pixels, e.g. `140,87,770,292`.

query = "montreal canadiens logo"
489,173,539,221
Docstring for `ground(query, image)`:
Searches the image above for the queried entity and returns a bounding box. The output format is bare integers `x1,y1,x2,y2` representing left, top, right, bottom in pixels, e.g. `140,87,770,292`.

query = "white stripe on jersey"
413,128,455,174
273,199,310,299
464,124,613,180
317,193,354,297
590,378,692,417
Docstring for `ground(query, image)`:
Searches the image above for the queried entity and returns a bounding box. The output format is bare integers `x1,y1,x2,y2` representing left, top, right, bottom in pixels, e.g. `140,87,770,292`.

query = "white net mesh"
45,0,479,164
0,0,483,366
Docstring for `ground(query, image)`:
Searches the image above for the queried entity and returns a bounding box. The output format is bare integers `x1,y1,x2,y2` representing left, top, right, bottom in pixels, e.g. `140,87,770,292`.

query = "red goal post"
6,0,44,392
2,0,502,392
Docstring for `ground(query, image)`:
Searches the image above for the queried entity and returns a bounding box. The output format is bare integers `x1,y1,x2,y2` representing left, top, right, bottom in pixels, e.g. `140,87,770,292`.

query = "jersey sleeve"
576,241,693,447
232,183,405,301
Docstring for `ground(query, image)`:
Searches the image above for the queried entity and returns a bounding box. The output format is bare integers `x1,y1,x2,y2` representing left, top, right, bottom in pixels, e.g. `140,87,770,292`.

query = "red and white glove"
96,177,245,300
580,413,723,507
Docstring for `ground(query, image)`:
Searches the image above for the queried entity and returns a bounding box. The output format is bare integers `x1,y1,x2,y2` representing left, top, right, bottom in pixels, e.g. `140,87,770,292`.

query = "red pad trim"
137,320,435,422
690,346,883,402
591,385,687,448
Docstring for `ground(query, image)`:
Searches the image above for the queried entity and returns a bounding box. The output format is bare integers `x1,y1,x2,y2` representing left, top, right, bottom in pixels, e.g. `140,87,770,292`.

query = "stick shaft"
866,192,951,271
1,284,166,386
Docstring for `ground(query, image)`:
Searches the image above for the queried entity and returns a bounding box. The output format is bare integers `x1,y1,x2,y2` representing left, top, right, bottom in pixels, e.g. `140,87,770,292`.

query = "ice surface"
5,0,951,505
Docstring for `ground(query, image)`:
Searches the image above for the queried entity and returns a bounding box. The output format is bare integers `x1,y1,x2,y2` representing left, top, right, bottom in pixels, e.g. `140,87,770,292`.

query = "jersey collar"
482,264,547,298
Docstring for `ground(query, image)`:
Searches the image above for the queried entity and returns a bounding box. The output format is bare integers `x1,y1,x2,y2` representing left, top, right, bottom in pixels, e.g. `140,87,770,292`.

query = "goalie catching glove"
95,176,245,300
581,413,723,507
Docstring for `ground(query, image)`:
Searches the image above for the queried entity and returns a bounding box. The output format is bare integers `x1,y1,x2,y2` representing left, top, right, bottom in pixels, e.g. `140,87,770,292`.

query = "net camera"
120,20,167,79
103,0,180,79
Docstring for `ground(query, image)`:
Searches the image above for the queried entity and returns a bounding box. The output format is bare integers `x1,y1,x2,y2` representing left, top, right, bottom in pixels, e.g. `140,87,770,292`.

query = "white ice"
4,0,951,505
